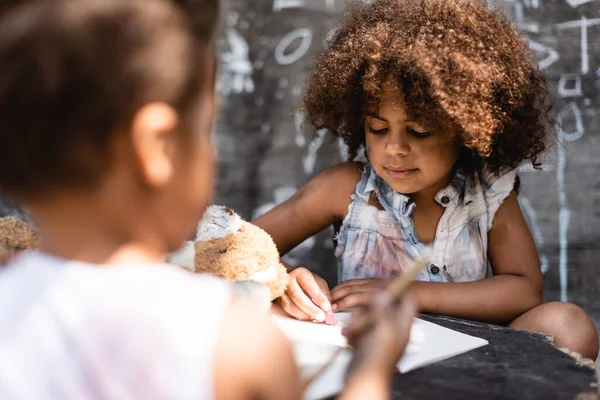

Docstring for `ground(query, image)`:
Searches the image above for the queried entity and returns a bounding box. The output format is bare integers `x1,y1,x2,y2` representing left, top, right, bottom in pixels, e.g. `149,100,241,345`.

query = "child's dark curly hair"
302,0,554,174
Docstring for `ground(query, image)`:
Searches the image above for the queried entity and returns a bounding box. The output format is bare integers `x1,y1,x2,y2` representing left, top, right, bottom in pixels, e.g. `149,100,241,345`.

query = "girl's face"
364,82,460,197
160,55,218,248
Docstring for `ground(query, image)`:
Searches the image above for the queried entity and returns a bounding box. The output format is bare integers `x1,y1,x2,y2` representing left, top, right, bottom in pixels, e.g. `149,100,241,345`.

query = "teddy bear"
167,205,291,307
0,216,39,265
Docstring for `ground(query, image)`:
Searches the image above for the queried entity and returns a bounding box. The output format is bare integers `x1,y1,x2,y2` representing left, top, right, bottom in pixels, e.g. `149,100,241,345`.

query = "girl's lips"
384,167,417,179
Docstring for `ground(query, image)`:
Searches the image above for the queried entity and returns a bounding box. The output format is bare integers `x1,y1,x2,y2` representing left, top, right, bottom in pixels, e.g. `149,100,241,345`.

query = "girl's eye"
409,129,432,138
368,127,388,135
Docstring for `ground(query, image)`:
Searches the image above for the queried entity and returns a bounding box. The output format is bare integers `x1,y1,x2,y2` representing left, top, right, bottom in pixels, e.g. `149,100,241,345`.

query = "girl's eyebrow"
366,112,388,122
366,112,421,125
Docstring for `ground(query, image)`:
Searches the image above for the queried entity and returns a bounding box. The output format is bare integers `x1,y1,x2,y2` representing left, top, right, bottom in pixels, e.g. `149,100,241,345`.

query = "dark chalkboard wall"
0,0,599,352
210,0,600,336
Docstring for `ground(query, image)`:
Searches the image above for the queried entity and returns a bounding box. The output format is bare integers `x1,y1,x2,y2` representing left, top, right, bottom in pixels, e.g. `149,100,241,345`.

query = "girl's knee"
513,302,599,361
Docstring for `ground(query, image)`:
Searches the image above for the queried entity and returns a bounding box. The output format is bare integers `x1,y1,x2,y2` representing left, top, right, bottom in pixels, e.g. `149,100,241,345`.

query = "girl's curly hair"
302,0,554,174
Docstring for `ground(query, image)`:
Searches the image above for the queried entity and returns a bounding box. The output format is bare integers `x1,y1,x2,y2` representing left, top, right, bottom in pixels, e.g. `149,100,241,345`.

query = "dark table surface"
381,314,599,400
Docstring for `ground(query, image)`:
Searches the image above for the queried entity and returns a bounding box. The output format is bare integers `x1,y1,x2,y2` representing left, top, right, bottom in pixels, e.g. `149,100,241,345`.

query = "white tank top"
0,251,231,400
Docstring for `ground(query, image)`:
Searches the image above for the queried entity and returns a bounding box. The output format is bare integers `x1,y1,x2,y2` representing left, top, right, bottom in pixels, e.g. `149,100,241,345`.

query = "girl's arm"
253,162,361,321
213,300,302,400
253,162,360,255
213,294,416,400
331,192,543,324
411,191,543,324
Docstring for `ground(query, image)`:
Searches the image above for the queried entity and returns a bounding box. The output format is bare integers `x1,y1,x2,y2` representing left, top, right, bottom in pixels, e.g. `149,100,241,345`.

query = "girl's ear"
130,102,180,188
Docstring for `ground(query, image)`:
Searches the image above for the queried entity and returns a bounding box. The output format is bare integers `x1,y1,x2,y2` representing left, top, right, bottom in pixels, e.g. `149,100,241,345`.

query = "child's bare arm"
253,162,361,255
213,300,302,400
410,191,542,323
253,162,361,321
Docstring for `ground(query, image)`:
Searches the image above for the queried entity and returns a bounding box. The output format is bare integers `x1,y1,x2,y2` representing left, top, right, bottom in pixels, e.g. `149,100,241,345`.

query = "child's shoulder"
295,162,364,219
318,161,363,188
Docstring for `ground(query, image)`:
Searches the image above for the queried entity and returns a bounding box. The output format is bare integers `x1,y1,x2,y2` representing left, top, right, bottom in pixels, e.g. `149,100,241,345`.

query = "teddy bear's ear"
0,216,39,265
196,205,243,242
0,216,39,250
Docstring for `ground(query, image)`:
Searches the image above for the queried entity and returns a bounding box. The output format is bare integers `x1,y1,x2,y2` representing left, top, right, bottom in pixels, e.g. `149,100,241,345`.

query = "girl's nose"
385,131,410,156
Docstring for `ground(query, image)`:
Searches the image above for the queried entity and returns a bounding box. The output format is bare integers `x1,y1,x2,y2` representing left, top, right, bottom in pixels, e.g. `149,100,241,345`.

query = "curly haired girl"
254,0,599,359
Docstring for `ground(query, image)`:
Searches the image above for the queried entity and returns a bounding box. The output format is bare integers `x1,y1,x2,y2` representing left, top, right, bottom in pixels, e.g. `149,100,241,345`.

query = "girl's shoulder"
309,161,364,198
310,161,364,220
319,161,364,181
469,167,519,230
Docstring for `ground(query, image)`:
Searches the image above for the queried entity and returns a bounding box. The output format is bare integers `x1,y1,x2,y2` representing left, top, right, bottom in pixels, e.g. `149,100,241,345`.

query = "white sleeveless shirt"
0,251,231,400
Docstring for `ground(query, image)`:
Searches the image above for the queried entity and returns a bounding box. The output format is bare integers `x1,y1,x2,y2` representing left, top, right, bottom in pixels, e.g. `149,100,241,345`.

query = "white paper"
273,312,488,400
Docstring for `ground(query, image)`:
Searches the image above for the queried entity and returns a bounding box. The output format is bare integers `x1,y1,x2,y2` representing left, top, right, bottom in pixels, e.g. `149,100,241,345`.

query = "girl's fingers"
332,278,371,291
295,270,332,315
287,276,327,322
332,291,374,311
314,275,332,303
331,281,384,303
279,293,312,321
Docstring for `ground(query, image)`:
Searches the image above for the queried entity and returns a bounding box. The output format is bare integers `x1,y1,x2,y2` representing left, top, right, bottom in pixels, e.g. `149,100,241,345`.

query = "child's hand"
330,278,391,311
343,292,417,376
278,267,333,323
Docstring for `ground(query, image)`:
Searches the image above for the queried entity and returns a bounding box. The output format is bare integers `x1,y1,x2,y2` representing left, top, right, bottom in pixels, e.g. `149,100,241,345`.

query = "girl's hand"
330,278,392,311
343,293,417,376
277,267,333,322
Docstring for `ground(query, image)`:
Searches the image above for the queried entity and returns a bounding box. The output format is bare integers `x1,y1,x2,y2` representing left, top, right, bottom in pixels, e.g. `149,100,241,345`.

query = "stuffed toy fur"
0,216,39,265
167,206,290,305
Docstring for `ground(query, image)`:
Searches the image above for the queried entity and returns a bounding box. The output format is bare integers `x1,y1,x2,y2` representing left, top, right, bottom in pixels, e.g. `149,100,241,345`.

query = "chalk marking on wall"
253,59,264,70
227,12,239,26
261,123,271,135
556,102,586,302
275,28,313,65
523,0,540,9
528,40,559,70
557,17,600,75
218,29,254,95
303,129,327,175
295,111,307,147
565,0,595,7
558,102,585,142
324,28,337,45
273,0,305,11
338,138,350,161
519,196,549,274
558,74,583,98
513,1,539,33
